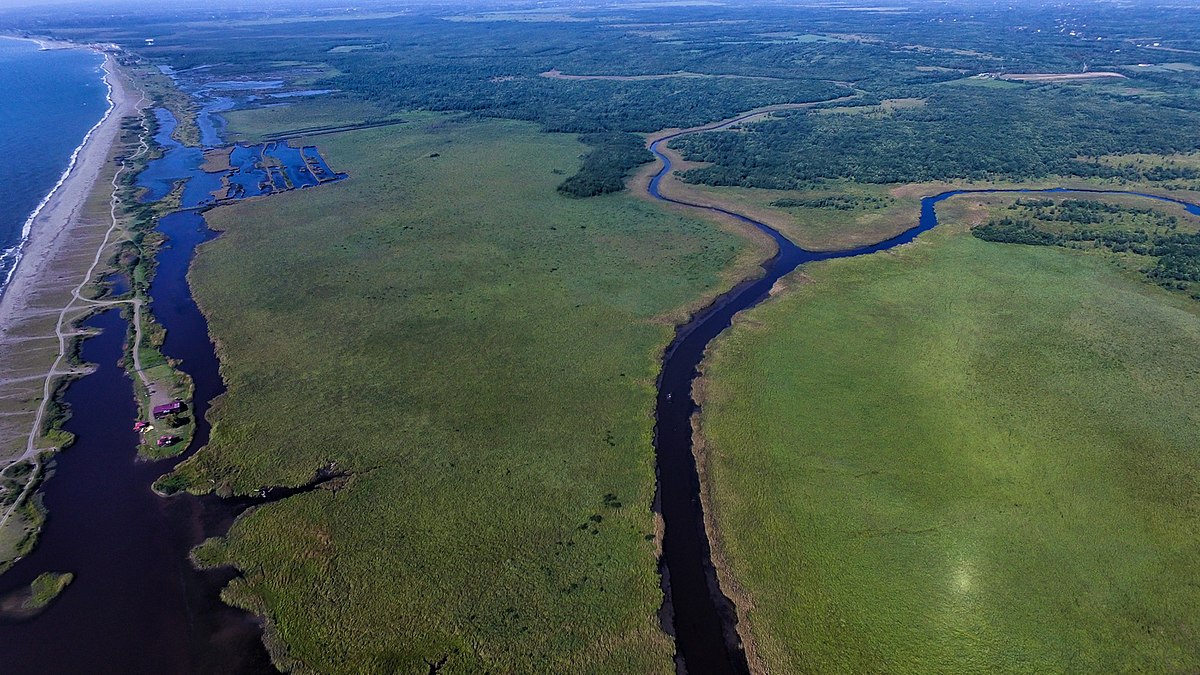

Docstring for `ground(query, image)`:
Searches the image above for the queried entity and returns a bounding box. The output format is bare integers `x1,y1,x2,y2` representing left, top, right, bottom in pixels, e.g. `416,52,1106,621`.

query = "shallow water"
137,108,345,204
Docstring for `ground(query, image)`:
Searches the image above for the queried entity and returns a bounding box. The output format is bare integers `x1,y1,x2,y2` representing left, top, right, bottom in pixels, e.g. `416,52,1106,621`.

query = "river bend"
646,124,1200,674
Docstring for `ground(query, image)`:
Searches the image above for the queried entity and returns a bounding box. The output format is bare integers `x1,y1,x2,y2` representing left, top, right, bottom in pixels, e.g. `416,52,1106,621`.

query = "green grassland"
683,181,918,250
972,195,1200,301
698,212,1200,672
676,180,1193,252
167,112,753,672
11,2,1200,671
219,96,392,143
25,571,73,609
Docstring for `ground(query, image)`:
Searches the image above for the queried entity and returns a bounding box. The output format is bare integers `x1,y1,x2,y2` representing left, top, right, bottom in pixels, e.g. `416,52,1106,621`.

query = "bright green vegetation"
679,180,927,251
1091,153,1200,192
700,220,1200,672
0,459,44,574
107,106,197,458
25,571,73,609
974,197,1200,299
815,97,927,117
164,113,750,672
219,96,391,143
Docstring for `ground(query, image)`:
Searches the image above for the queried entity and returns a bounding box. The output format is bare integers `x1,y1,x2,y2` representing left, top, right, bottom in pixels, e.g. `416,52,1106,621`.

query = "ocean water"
0,37,109,295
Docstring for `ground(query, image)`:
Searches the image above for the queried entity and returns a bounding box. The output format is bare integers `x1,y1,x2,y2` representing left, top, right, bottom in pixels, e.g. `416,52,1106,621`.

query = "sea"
0,37,110,296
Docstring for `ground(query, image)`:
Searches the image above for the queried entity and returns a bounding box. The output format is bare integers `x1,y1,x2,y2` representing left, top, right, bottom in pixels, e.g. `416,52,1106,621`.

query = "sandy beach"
0,52,141,467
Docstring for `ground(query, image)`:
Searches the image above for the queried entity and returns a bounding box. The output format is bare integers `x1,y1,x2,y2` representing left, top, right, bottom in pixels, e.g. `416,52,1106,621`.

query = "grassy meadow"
698,212,1200,672
24,571,73,609
685,181,920,251
170,112,753,672
679,175,1200,254
219,96,392,143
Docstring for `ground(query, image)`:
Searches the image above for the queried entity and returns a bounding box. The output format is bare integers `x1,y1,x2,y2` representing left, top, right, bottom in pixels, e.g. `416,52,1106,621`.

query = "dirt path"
0,60,149,536
540,68,786,82
998,71,1126,82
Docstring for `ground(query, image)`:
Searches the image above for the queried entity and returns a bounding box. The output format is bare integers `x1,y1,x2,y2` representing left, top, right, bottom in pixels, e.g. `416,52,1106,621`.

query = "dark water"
0,108,344,672
0,306,273,674
102,271,130,296
0,212,339,675
0,180,281,672
0,37,108,295
646,121,1200,674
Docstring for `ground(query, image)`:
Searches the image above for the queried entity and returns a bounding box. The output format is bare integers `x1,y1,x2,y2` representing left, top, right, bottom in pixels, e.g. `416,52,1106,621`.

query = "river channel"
646,123,1200,674
0,105,341,672
2,97,1197,673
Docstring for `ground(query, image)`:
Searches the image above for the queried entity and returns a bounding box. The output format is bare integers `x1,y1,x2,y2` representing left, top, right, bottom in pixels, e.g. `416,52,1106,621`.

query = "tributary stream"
646,115,1200,675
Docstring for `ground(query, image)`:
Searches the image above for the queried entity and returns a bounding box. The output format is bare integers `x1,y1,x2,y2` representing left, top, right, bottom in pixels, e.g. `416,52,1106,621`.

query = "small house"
152,401,185,419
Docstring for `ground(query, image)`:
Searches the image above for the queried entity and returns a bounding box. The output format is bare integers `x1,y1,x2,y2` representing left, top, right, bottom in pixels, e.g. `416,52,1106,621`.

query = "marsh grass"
24,571,73,609
700,220,1200,672
169,113,750,672
219,96,390,143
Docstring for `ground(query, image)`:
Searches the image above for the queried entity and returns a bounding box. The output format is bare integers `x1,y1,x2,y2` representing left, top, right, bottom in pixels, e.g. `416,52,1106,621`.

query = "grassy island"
25,571,74,610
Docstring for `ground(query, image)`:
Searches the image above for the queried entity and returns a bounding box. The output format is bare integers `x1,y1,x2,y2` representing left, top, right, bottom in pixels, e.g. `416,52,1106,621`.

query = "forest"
557,132,653,198
19,1,1200,185
16,1,1200,141
770,194,893,210
671,88,1200,188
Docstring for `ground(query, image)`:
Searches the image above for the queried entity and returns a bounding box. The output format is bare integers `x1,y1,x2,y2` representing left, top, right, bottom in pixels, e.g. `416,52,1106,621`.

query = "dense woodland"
557,132,653,198
672,88,1200,188
14,1,1200,187
771,194,893,210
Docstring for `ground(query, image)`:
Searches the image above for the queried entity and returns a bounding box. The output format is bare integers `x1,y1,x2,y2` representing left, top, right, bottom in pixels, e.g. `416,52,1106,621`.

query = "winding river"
646,123,1200,674
4,93,1200,672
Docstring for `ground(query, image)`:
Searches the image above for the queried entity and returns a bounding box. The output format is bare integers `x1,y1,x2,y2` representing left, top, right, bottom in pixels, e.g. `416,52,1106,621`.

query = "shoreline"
0,34,104,52
0,50,116,301
0,46,144,558
0,48,124,333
